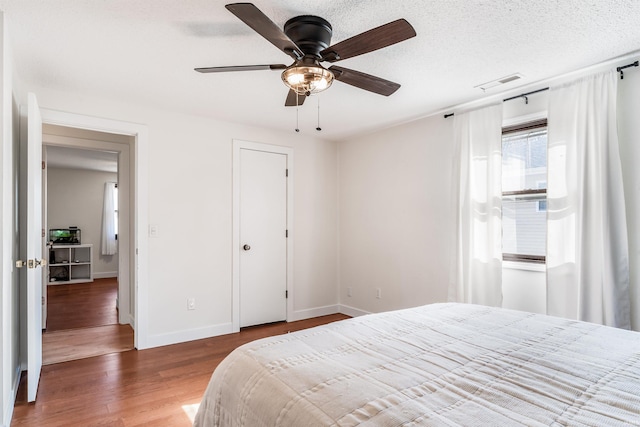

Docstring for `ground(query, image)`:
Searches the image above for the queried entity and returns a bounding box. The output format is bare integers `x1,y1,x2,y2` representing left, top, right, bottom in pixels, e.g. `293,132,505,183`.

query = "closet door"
238,148,288,327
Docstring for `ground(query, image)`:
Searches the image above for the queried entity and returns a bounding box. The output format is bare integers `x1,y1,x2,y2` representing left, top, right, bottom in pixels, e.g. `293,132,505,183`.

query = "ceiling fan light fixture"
282,64,334,95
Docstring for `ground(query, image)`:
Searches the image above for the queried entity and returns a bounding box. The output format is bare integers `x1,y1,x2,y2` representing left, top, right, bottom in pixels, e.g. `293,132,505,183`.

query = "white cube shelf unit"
48,244,93,285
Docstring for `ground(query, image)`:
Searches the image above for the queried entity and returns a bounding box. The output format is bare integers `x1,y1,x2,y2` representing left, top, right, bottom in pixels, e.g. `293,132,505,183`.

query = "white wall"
502,264,546,314
336,94,550,318
14,85,339,346
47,167,118,278
338,115,453,314
336,95,548,317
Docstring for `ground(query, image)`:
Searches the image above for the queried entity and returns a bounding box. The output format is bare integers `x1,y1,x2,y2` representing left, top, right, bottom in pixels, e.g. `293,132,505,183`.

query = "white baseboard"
288,304,372,321
338,304,371,318
93,271,118,279
142,305,370,350
145,322,234,349
3,365,22,427
288,304,340,322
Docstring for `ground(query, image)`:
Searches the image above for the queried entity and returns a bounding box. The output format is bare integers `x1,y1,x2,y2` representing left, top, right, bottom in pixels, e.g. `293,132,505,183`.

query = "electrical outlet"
376,288,382,299
347,287,352,297
149,224,159,237
187,297,196,310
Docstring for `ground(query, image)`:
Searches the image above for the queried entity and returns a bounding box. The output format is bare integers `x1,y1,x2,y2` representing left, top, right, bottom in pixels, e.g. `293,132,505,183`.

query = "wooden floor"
12,313,350,426
43,278,133,365
43,324,134,366
46,278,119,331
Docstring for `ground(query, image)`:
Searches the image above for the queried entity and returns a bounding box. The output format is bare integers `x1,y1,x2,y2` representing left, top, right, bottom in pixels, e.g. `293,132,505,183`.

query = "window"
114,184,118,240
502,119,547,263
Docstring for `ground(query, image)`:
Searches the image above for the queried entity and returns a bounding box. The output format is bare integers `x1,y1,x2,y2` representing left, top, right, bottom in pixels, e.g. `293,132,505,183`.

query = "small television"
49,228,81,245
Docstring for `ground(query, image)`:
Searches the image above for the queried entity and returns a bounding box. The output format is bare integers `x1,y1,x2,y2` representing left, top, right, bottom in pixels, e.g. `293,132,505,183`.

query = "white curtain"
101,182,118,256
449,103,504,306
547,71,631,329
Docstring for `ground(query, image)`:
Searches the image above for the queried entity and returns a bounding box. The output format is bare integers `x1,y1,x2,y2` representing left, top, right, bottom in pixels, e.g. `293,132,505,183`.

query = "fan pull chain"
295,92,300,132
316,96,321,132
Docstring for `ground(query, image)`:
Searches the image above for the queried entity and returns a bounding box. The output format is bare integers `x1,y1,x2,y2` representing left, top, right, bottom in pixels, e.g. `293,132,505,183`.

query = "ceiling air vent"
475,73,524,92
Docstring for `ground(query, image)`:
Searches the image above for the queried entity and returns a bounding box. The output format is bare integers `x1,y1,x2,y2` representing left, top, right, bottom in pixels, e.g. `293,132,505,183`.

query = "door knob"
243,244,251,251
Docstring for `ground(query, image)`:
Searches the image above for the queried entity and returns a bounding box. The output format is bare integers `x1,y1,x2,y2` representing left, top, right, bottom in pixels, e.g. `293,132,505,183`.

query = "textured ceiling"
2,0,640,140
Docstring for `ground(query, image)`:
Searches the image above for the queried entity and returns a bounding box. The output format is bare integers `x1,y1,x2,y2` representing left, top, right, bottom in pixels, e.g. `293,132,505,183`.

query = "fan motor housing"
284,15,332,58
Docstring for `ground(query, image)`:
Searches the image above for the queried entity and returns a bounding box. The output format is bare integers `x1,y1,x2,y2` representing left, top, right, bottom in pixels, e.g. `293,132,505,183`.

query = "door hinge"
285,290,288,299
42,228,45,238
42,161,46,170
42,297,45,305
285,229,288,238
285,169,288,177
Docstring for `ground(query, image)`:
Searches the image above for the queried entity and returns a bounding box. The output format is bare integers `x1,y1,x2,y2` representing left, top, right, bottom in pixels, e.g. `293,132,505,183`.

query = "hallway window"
101,182,118,255
114,184,118,240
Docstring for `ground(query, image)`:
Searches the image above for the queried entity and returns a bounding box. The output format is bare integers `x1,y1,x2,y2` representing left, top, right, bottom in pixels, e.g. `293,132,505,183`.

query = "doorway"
42,127,134,364
35,106,150,350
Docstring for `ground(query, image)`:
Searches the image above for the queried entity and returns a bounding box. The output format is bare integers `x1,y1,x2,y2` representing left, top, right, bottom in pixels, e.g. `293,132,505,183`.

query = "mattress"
194,303,640,426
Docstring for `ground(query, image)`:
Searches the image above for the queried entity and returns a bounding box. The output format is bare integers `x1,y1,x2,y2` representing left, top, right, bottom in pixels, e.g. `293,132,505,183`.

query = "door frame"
232,140,293,332
37,108,150,349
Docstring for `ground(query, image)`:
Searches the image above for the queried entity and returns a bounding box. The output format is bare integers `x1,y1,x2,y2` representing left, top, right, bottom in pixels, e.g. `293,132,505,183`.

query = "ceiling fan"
195,3,416,106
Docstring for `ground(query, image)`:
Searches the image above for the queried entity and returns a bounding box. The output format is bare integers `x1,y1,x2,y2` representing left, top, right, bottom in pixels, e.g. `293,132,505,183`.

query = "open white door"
26,92,44,402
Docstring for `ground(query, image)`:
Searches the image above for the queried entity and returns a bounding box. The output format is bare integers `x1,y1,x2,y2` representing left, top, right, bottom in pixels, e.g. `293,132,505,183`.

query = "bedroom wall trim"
146,323,234,349
339,304,371,318
289,304,340,322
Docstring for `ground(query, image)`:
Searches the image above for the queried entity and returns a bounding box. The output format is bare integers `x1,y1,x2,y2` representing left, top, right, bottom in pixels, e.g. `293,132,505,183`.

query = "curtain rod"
444,87,549,118
617,60,639,79
444,59,640,118
502,87,549,103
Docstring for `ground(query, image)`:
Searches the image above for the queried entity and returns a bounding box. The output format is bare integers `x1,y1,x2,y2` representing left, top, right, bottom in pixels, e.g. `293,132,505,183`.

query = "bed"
194,303,640,426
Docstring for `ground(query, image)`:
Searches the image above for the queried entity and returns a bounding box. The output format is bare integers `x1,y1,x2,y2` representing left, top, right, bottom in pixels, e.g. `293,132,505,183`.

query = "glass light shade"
282,65,334,95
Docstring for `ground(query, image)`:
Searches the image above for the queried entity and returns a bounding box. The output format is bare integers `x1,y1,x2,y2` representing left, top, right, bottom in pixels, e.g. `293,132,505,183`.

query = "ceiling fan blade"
320,19,416,62
195,64,287,73
226,3,304,60
285,89,306,106
330,66,400,96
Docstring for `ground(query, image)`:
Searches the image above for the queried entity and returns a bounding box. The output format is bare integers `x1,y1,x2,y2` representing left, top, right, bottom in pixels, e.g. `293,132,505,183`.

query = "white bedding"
194,303,640,426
